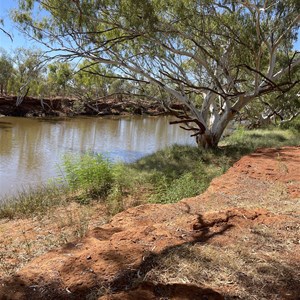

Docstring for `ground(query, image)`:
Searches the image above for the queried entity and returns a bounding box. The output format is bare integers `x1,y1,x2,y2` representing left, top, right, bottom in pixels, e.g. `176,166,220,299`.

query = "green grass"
222,127,300,150
131,145,230,203
0,127,299,219
130,127,300,204
0,185,66,219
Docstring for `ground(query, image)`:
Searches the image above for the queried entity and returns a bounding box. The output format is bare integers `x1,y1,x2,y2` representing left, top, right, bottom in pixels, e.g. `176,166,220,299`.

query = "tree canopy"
12,0,300,147
0,49,14,95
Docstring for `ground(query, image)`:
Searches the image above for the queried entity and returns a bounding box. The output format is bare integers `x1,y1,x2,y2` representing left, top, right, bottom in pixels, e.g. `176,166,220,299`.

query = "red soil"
0,146,299,299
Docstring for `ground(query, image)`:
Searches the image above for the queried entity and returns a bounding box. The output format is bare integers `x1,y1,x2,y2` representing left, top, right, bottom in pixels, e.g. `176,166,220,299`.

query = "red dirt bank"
0,147,299,299
0,96,169,117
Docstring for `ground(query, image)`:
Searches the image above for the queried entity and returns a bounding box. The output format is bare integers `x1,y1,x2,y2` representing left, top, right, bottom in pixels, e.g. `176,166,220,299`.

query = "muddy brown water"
0,116,194,198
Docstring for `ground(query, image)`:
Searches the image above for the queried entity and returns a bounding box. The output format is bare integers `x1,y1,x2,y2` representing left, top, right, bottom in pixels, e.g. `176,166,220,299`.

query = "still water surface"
0,116,194,198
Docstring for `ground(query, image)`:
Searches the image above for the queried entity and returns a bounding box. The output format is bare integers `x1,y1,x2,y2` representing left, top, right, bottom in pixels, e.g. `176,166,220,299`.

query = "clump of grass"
0,184,65,219
59,152,135,213
61,153,114,201
149,167,222,204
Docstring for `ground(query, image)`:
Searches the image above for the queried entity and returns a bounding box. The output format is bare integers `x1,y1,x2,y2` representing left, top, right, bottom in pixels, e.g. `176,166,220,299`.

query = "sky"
0,0,31,51
1,0,300,54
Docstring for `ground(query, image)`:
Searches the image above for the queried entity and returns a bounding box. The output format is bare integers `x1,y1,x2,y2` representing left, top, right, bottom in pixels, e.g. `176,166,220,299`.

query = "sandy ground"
0,146,299,299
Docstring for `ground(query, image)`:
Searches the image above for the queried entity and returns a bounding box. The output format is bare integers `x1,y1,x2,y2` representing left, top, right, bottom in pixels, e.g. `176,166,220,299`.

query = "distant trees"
0,49,124,102
73,61,112,100
47,62,73,97
12,48,47,104
0,49,13,95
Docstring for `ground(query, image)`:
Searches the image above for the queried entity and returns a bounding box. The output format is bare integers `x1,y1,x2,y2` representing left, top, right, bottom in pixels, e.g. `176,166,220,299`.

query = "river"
0,116,195,198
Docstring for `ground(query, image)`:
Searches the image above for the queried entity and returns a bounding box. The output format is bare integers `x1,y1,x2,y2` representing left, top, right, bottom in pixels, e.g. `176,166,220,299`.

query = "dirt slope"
0,96,167,117
0,146,299,300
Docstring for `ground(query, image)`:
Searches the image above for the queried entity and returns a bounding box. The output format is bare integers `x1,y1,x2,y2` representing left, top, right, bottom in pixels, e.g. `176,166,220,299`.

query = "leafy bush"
61,152,114,200
60,153,135,209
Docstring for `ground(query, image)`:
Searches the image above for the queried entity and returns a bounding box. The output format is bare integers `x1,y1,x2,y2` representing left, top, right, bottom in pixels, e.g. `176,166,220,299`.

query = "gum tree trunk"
196,106,237,149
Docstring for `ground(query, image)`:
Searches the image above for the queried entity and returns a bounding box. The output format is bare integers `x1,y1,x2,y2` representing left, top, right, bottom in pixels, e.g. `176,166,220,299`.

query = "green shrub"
61,152,114,200
280,116,300,131
60,153,135,206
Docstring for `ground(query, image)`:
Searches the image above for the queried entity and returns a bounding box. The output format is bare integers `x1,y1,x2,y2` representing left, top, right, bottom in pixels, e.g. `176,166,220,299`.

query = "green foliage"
0,48,14,95
9,48,46,97
73,60,112,101
280,116,300,131
47,62,73,96
61,153,114,201
60,152,136,212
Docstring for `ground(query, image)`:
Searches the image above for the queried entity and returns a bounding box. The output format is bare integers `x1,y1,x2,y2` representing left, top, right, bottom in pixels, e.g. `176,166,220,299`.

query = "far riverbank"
0,96,184,118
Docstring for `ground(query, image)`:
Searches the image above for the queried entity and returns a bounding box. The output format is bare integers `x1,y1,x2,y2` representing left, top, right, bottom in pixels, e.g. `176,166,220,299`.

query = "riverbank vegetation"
0,126,299,277
1,126,299,220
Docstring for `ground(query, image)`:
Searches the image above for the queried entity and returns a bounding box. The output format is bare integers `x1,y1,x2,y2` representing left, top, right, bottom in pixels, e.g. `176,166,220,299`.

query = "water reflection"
0,116,194,197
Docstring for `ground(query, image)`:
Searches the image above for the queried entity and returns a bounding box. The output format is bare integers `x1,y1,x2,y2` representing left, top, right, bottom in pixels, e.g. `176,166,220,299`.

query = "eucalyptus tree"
71,60,114,113
14,0,300,148
47,61,73,97
0,49,14,95
10,48,47,103
74,60,162,112
240,56,300,127
74,60,112,99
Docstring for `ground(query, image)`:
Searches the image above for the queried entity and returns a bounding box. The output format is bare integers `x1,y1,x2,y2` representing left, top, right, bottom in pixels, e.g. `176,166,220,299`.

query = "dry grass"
130,167,300,299
204,178,299,216
141,220,300,299
0,201,108,278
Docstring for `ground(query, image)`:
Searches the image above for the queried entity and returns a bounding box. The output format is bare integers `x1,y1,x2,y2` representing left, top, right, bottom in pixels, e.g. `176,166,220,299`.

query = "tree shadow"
129,144,243,184
0,210,230,300
62,209,233,297
1,205,299,299
101,282,224,300
233,258,300,299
